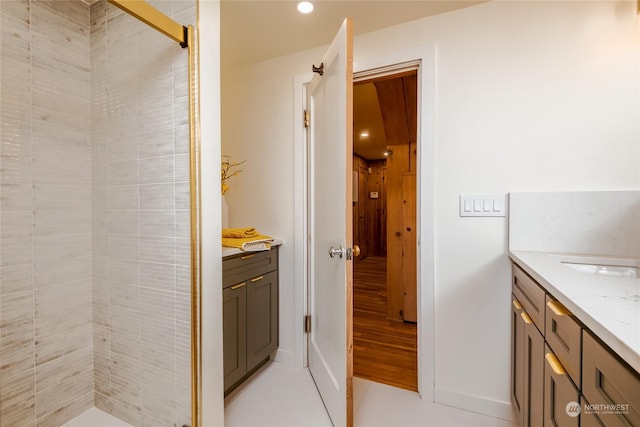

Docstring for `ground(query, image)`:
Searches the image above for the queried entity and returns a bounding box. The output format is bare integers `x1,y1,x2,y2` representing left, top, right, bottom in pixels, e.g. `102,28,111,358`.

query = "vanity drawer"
582,331,640,427
223,249,278,289
545,295,581,388
512,264,546,332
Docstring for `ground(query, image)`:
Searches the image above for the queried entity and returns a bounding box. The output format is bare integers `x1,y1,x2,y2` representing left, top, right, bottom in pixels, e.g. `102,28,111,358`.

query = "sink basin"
562,262,639,278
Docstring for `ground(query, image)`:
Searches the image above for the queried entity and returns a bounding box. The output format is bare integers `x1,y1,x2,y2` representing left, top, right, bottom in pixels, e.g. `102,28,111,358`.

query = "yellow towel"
222,235,273,249
222,227,258,239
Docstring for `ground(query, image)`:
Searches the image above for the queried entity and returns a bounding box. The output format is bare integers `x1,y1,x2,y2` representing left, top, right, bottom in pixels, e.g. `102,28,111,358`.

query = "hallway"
353,256,418,391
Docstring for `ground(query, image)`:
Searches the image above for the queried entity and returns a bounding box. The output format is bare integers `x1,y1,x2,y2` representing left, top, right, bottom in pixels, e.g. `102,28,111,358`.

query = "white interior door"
307,18,354,427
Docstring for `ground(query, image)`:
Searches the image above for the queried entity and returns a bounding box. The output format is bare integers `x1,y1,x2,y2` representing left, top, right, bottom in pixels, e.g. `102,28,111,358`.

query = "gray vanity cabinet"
223,283,247,389
223,248,279,395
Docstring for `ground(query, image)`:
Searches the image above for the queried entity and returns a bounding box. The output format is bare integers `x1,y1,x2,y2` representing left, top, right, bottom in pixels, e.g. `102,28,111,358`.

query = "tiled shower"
1,1,194,425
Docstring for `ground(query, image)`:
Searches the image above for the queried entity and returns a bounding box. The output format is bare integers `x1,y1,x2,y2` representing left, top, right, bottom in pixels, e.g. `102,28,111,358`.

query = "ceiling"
221,0,487,69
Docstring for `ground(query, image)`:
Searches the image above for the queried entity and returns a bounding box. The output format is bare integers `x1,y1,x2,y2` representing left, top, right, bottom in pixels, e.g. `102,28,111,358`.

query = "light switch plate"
460,195,506,217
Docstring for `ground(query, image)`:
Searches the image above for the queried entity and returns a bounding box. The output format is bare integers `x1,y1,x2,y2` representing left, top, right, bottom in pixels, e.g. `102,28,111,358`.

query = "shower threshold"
62,408,132,427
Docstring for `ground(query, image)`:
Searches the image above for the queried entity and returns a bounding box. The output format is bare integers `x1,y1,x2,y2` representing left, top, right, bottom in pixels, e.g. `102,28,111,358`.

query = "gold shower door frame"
107,1,202,426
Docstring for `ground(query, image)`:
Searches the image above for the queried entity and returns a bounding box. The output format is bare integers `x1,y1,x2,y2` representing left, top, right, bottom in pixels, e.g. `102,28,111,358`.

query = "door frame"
293,44,436,401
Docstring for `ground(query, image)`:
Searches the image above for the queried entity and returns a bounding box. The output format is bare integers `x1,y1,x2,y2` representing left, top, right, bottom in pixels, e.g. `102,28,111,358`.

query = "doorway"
352,70,419,391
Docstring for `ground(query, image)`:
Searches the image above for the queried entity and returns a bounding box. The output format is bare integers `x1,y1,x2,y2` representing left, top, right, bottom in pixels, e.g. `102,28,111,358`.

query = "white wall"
221,0,640,419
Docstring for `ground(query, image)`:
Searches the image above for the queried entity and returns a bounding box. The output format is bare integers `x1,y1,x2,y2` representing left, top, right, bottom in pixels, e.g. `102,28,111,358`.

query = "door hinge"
304,109,310,128
304,315,311,333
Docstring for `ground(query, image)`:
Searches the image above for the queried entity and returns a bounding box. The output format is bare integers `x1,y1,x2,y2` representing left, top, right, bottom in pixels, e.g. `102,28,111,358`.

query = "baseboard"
434,386,516,422
274,348,295,366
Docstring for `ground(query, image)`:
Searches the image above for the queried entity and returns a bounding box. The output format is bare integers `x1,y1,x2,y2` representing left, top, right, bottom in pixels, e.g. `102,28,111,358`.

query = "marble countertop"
222,238,283,258
509,250,640,374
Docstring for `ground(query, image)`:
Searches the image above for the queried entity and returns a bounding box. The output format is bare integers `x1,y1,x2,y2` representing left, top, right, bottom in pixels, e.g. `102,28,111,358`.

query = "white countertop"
222,238,283,258
509,250,640,374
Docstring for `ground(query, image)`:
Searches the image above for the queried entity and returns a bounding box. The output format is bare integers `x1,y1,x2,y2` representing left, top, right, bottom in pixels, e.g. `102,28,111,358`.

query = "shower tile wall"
90,1,194,426
1,0,194,426
1,1,93,426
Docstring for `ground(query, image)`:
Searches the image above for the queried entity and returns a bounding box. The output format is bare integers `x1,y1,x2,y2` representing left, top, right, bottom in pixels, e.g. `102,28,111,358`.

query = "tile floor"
63,362,518,427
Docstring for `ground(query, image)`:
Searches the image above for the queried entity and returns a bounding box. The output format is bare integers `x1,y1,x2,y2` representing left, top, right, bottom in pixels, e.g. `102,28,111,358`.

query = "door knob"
352,245,360,257
328,245,361,260
328,246,346,259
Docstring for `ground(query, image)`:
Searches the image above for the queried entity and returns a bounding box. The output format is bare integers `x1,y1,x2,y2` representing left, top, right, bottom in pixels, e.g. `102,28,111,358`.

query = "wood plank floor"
353,256,418,391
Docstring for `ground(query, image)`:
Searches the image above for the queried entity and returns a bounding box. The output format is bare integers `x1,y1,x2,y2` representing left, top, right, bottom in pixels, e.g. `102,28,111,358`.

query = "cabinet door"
543,345,579,427
223,283,247,392
512,296,525,423
582,331,640,427
246,270,278,370
523,313,544,427
581,397,605,427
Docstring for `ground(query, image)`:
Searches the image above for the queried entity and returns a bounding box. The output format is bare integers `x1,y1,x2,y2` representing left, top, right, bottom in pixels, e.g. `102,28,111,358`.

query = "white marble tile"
109,306,140,333
140,339,174,373
108,258,139,285
1,183,33,210
35,346,93,392
108,210,139,236
0,0,30,22
139,154,175,184
35,322,92,366
107,235,139,260
108,185,139,211
37,390,93,427
0,342,34,380
0,368,36,427
110,329,141,360
173,124,189,154
139,183,174,211
34,280,91,317
139,211,174,238
173,95,189,127
109,282,140,311
138,100,173,134
33,209,91,236
34,302,91,340
1,210,32,238
107,139,139,163
140,364,175,424
33,184,90,211
139,261,175,291
33,235,91,286
139,236,175,264
1,290,33,331
0,319,33,357
0,263,33,295
139,71,173,108
107,159,139,186
138,129,174,159
0,236,32,267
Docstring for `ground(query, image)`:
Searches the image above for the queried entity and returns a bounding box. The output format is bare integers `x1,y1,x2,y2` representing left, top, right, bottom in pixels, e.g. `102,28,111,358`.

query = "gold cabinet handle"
547,300,569,316
240,254,255,260
545,352,566,376
352,245,361,257
520,312,532,324
512,299,523,310
250,275,264,283
230,282,246,290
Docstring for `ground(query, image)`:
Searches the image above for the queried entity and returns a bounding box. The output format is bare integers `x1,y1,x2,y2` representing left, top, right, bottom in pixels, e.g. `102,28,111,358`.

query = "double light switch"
459,195,506,217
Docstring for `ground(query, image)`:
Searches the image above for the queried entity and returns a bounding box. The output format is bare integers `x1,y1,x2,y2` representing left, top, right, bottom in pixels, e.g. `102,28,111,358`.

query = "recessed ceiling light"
297,1,314,14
